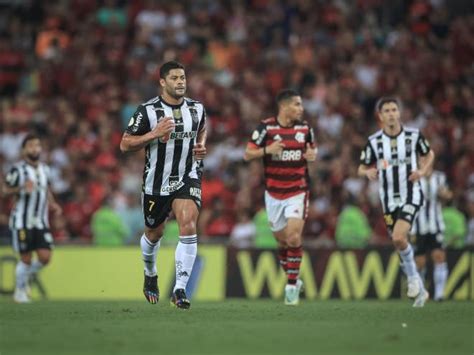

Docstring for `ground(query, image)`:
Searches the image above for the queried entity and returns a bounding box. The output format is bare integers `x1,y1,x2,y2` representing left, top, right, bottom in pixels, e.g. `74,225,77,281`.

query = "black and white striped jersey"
411,171,447,235
360,126,431,213
125,96,206,196
5,161,51,230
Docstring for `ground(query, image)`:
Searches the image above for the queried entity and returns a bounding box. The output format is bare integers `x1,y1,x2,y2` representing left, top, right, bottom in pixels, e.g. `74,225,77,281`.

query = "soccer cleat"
284,284,300,306
296,279,304,294
413,289,429,308
407,276,421,298
143,273,159,304
171,288,191,309
13,288,31,304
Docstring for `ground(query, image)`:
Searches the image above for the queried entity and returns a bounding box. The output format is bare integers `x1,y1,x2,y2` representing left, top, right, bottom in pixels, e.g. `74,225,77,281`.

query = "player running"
244,89,317,306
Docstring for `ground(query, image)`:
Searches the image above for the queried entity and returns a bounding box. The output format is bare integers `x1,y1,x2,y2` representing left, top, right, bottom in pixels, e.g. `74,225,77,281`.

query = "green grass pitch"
0,299,472,355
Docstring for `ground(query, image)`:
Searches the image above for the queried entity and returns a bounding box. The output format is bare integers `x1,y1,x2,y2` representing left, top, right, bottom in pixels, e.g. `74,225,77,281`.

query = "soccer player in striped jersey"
244,89,317,306
120,61,207,309
411,168,452,301
358,97,435,307
2,134,62,303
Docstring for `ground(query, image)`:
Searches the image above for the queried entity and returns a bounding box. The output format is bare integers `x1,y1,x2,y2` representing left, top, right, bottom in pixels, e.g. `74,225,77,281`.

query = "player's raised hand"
409,170,423,182
193,143,207,160
303,143,317,162
151,117,175,141
366,168,378,180
266,141,285,155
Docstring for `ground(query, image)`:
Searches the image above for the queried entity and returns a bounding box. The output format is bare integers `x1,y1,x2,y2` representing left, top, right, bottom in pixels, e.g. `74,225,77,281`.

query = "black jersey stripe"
184,106,199,177
151,102,166,195
21,165,30,229
376,138,389,213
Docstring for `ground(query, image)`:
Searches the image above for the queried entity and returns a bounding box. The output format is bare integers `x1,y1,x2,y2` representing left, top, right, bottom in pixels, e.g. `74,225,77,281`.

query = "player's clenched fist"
151,117,175,141
303,143,317,162
193,143,207,160
266,141,285,155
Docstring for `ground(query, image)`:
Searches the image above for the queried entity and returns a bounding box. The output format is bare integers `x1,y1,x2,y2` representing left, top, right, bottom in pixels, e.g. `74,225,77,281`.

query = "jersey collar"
382,125,404,138
160,95,185,109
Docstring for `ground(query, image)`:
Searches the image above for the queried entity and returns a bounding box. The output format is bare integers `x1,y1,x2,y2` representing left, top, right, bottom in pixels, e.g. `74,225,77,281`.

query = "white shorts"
264,191,309,232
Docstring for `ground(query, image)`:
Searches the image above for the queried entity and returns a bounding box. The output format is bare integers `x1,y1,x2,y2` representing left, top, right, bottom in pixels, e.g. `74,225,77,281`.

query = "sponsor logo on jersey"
272,150,302,161
402,204,416,214
130,112,143,133
160,181,185,193
189,187,201,199
378,157,411,169
169,131,198,140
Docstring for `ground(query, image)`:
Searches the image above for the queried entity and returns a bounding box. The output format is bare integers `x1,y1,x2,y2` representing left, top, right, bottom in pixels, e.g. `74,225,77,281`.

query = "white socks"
174,235,197,292
434,262,448,300
140,234,161,277
399,244,418,278
16,261,30,289
30,260,44,275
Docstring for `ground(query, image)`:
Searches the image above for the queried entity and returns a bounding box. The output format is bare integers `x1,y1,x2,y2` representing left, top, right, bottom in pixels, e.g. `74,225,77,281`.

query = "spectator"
335,201,372,249
91,197,129,246
229,210,256,249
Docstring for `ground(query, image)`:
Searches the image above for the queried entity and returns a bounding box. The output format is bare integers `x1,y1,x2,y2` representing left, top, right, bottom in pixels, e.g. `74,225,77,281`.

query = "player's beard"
26,153,40,162
167,86,186,100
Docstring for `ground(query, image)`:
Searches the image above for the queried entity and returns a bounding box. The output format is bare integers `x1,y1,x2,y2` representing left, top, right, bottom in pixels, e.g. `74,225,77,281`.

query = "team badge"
295,132,305,143
252,130,259,140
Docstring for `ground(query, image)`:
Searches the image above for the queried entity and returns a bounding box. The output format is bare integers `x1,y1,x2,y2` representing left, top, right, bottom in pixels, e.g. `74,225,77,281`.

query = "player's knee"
145,230,163,243
39,256,51,265
432,250,445,263
392,233,407,249
287,232,302,247
178,220,197,235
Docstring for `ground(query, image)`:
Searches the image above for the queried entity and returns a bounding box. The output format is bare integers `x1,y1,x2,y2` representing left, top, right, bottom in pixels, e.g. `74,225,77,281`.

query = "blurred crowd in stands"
0,0,473,248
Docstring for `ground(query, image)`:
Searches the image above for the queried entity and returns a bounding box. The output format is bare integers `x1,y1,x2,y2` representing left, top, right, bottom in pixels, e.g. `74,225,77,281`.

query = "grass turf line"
0,299,472,355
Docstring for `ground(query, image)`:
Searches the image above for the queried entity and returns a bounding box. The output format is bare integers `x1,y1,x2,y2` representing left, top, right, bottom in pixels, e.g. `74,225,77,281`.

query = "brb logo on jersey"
273,150,302,161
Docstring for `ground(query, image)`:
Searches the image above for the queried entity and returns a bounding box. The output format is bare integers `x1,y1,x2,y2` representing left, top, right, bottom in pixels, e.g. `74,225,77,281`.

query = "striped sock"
277,247,288,272
287,246,303,285
174,235,198,292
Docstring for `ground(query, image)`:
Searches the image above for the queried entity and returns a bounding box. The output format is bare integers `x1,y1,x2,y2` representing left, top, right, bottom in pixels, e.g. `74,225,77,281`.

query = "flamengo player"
244,89,316,306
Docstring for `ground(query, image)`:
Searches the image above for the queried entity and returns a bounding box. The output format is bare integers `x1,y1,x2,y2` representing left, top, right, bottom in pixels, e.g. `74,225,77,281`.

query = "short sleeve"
198,108,206,133
5,167,20,188
125,105,151,136
306,126,316,147
416,132,431,156
247,122,268,148
360,141,376,166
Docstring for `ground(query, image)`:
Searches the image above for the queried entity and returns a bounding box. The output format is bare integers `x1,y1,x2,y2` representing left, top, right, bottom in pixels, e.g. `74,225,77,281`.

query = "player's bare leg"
170,198,199,309
142,224,165,304
283,218,305,306
431,248,448,301
415,253,428,289
14,252,32,303
25,248,52,297
393,220,428,306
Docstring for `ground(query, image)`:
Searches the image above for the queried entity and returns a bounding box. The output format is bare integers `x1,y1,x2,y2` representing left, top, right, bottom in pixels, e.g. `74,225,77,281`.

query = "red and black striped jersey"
247,117,316,200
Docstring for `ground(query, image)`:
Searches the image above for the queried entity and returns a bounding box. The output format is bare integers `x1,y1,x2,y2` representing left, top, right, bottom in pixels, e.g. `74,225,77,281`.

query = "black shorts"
412,233,444,256
142,179,202,228
12,228,54,254
383,204,420,234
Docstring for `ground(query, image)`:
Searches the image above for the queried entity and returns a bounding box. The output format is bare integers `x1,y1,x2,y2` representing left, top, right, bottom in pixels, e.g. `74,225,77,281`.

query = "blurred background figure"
0,1,470,252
